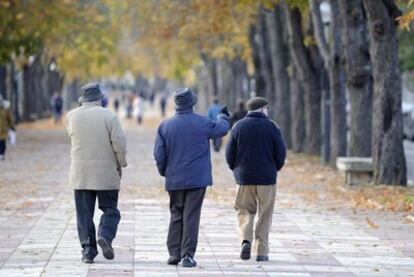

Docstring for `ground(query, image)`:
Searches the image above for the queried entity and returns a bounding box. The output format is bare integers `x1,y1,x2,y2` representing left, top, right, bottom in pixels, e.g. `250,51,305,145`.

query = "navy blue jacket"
154,108,229,191
225,112,286,185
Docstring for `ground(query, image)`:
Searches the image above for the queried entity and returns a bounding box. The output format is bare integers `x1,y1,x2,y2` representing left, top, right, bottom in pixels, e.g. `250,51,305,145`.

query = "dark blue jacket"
225,112,286,185
154,108,229,191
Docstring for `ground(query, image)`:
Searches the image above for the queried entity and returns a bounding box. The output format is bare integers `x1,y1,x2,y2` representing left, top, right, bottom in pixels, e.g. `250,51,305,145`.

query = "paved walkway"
0,113,413,277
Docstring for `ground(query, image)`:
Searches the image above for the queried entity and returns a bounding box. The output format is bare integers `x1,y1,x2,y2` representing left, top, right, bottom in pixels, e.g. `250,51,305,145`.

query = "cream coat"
66,102,127,190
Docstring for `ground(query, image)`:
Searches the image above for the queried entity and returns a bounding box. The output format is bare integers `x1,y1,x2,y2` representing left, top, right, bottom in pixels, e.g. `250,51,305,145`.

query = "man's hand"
219,106,230,117
117,168,122,178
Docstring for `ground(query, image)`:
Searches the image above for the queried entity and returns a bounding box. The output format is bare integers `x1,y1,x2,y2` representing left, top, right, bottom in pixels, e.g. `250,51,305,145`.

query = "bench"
336,157,373,185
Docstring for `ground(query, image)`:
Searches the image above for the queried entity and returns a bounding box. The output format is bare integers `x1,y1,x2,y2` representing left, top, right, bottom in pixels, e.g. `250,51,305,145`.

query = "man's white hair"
249,106,268,113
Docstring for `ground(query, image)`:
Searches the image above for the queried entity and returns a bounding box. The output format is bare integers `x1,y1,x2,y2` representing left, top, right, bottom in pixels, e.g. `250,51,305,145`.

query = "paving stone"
0,119,413,276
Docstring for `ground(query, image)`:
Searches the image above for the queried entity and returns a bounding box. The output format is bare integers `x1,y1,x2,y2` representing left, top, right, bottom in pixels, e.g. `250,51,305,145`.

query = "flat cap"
246,97,269,111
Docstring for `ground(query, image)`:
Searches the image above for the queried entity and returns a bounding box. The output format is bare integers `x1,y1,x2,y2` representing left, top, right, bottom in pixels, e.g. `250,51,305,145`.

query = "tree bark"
328,0,347,165
290,66,306,152
0,65,6,99
256,10,275,110
362,0,406,185
310,0,347,165
284,6,321,155
230,57,249,107
248,24,266,97
339,0,372,157
266,6,292,148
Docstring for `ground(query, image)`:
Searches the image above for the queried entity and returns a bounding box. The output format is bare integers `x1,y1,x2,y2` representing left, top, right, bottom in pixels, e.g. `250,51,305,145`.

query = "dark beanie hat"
246,97,269,111
174,88,197,109
79,82,103,103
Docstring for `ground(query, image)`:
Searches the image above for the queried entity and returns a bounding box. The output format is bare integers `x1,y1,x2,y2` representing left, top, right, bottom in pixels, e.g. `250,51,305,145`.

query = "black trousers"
74,190,121,259
167,187,206,259
0,139,6,155
212,138,222,152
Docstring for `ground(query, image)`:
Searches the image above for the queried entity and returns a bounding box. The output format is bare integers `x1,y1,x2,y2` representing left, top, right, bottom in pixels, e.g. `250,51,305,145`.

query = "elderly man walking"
226,97,286,262
154,88,230,267
66,83,127,263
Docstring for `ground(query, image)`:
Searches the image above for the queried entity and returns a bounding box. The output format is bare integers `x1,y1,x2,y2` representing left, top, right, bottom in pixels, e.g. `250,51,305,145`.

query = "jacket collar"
82,101,101,107
246,111,268,119
175,107,194,115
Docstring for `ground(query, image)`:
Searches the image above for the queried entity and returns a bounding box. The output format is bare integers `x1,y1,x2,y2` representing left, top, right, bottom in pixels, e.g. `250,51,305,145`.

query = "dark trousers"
212,138,222,152
0,139,6,155
74,190,121,259
167,187,206,259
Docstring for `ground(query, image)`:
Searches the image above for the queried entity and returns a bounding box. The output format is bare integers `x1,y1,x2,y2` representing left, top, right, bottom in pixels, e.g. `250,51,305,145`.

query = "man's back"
154,110,229,191
67,102,127,190
226,112,286,185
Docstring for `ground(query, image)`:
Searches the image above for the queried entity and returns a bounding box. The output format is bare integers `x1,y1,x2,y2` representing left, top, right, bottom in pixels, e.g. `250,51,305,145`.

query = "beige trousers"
234,185,276,256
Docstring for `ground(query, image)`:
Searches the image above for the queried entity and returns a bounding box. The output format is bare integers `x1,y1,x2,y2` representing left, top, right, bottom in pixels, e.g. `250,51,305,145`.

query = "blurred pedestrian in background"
133,95,145,124
0,95,15,161
226,97,286,262
126,93,134,119
230,99,247,127
113,97,120,114
207,98,223,152
50,92,63,124
66,83,127,264
160,95,167,118
154,88,230,268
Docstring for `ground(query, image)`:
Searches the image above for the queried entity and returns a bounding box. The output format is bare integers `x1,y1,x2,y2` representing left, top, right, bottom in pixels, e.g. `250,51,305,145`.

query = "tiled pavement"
0,115,413,276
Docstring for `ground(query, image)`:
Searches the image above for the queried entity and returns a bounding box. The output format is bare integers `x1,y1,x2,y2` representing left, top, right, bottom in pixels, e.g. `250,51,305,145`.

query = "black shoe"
98,238,115,260
256,255,269,262
81,256,94,264
182,255,197,268
240,241,251,260
167,256,180,265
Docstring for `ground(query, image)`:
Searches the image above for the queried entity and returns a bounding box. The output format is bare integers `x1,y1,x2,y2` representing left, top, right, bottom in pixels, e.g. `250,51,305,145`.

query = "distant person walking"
113,97,120,114
225,97,286,262
66,83,127,264
160,95,167,118
51,92,63,124
207,98,223,152
0,95,15,161
126,93,134,119
133,95,145,124
230,99,247,127
154,88,229,267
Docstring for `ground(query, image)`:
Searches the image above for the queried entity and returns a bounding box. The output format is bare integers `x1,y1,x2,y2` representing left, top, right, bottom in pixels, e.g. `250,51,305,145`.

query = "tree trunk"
0,65,6,99
310,0,347,165
339,0,372,157
249,24,266,97
230,57,249,108
328,0,347,165
284,6,321,155
290,66,306,152
256,10,275,109
197,55,218,113
216,59,234,109
362,0,406,185
266,6,292,148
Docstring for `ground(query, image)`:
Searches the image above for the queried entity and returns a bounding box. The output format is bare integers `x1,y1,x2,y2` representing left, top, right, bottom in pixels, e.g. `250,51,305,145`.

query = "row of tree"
131,0,413,186
0,0,118,121
0,0,413,186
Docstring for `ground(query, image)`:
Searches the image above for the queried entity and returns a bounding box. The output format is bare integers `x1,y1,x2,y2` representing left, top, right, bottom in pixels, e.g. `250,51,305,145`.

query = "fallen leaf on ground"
366,217,379,229
405,214,414,223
